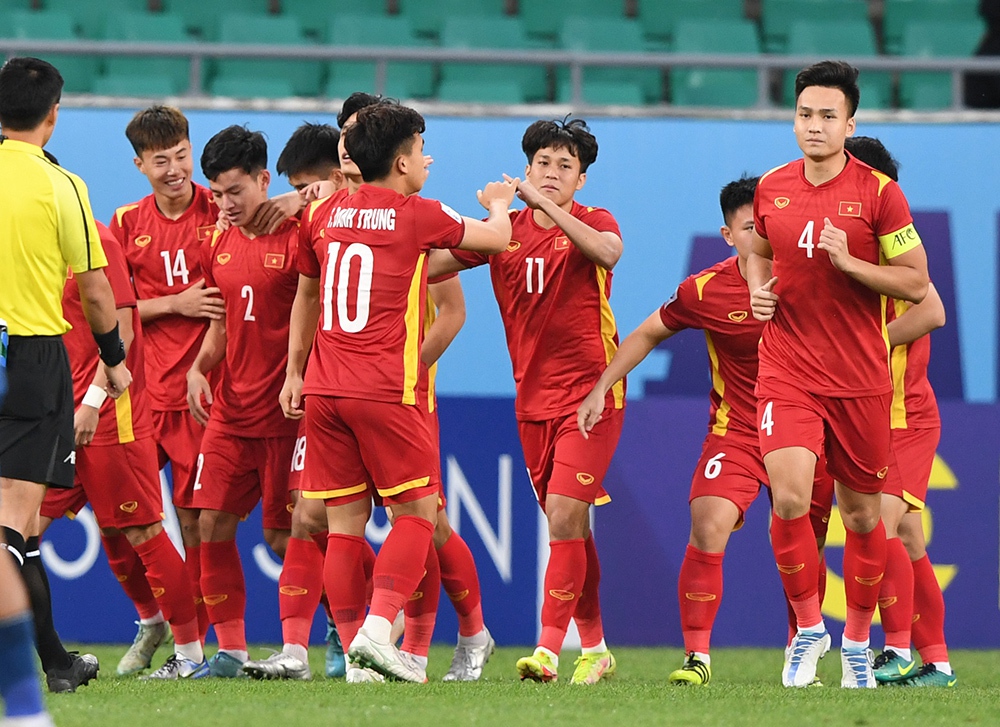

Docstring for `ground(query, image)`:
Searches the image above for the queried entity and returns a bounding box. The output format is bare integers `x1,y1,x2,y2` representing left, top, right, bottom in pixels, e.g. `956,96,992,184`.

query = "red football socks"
678,544,724,655
134,530,200,646
200,539,247,651
402,541,441,658
911,554,949,663
770,513,822,627
437,532,484,637
574,534,605,650
324,534,369,650
185,544,209,641
362,539,376,606
842,519,887,643
101,533,160,620
878,537,915,650
369,515,434,623
279,536,325,649
538,538,586,655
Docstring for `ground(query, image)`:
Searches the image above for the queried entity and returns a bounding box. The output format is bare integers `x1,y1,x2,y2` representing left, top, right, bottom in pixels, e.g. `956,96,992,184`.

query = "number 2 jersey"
753,153,922,397
297,185,466,406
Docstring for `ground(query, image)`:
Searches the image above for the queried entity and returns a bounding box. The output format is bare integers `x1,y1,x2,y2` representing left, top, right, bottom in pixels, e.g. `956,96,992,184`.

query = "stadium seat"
556,79,645,106
556,17,662,104
214,13,321,98
439,16,548,102
899,19,985,109
162,0,271,39
883,0,980,55
209,76,296,99
397,0,507,39
1,11,98,92
437,79,526,104
101,12,195,96
279,0,387,39
326,15,435,100
782,19,890,110
91,74,179,96
636,0,745,46
670,19,760,107
761,0,870,54
40,0,148,39
521,0,625,41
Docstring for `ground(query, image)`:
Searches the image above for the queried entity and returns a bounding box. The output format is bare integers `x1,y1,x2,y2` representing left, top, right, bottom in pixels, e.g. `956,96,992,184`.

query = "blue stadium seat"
520,0,625,41
40,0,147,39
162,0,271,39
100,12,195,96
397,0,507,38
214,13,322,98
761,0,869,53
636,0,745,46
670,19,760,108
326,15,435,99
1,11,98,92
899,19,985,109
279,0,388,38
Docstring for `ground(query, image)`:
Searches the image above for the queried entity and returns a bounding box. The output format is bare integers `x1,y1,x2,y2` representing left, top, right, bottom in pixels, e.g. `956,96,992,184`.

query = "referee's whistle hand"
103,362,132,399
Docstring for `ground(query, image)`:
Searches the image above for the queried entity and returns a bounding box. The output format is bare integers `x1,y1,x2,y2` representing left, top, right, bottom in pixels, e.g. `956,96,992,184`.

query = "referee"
0,57,132,693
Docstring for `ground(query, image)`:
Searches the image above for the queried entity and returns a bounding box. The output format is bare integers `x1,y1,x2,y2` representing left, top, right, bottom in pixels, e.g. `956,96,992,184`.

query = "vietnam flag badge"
839,201,862,217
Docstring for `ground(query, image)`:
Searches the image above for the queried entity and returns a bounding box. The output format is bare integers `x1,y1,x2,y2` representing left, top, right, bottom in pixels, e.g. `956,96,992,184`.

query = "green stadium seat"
761,0,869,54
326,15,435,99
782,20,890,110
398,0,506,38
92,73,179,96
40,0,147,39
439,16,548,102
1,11,98,92
214,13,321,98
670,19,760,108
209,76,296,99
883,0,979,55
636,0,745,45
101,12,195,96
557,17,662,104
521,0,625,41
556,79,645,106
162,0,271,39
279,0,387,38
437,79,526,104
899,19,985,109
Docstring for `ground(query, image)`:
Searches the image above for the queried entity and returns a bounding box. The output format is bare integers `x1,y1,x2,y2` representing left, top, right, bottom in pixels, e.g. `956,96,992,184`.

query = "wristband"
82,384,108,410
93,322,126,367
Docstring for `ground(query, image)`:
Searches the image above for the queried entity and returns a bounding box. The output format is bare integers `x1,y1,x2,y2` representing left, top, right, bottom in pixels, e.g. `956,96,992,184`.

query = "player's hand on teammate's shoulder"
477,175,520,210
817,217,855,273
279,374,305,421
173,279,225,320
186,368,213,426
576,389,606,440
245,193,303,236
73,403,100,446
751,276,780,322
301,180,336,204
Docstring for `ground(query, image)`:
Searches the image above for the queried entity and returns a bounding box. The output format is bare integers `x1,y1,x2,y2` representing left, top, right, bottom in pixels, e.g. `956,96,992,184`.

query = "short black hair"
125,105,189,156
845,136,899,182
276,122,340,178
200,125,267,182
794,60,861,117
337,92,384,129
0,57,64,132
522,117,598,172
343,104,425,182
720,175,759,226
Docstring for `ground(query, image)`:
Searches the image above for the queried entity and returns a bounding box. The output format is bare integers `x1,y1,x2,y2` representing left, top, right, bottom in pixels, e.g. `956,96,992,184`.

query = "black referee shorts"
0,335,75,489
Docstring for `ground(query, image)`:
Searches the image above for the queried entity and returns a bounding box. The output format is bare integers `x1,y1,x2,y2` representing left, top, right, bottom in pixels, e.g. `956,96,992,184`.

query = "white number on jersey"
703,452,726,480
525,257,544,294
241,285,256,321
322,242,374,333
797,220,815,259
160,249,191,287
290,435,306,473
760,401,775,436
192,453,205,491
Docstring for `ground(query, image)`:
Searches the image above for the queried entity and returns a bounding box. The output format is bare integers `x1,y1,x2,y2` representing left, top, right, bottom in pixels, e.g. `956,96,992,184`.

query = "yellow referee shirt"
0,137,107,336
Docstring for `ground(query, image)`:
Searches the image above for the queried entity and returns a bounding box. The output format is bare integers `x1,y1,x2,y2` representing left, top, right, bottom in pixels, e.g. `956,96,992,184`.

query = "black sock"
20,535,72,672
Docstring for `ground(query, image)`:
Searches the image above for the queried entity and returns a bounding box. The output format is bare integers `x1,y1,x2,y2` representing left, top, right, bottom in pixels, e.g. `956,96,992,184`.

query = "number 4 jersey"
753,153,922,397
298,185,466,405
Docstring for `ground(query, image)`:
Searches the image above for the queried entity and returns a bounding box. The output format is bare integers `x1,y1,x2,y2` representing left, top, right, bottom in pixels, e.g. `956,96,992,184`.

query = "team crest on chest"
506,240,521,252
728,310,749,322
134,235,151,247
553,236,570,251
774,197,790,209
264,253,285,269
216,253,232,265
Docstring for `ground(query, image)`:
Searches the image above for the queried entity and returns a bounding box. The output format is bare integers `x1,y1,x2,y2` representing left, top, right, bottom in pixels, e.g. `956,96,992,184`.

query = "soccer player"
841,136,956,688
110,105,221,644
39,221,207,680
283,102,516,684
186,126,300,677
430,117,622,685
747,61,929,688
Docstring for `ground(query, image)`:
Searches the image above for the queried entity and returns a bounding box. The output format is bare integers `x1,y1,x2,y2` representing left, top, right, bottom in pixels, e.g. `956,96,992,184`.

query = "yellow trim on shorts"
902,490,925,513
595,494,612,506
377,476,431,498
301,482,368,500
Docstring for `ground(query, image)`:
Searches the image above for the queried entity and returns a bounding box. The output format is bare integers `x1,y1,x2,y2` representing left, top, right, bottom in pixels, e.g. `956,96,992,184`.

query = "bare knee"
176,507,201,548
545,496,590,541
290,498,327,539
199,509,239,542
897,513,926,560
263,528,289,559
837,487,881,534
433,509,453,550
688,497,738,553
121,522,163,548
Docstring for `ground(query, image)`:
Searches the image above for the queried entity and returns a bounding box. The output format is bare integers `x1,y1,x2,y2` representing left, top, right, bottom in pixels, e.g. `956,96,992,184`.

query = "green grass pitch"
47,645,1000,727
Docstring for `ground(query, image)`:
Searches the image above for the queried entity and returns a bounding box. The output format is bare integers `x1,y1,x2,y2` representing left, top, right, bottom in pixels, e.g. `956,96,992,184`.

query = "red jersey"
110,184,218,412
753,153,922,396
63,222,153,446
452,203,624,422
887,298,940,430
659,256,761,439
298,185,465,405
203,220,300,438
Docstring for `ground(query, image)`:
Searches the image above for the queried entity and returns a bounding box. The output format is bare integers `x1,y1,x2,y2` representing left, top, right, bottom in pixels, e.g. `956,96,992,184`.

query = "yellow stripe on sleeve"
879,223,922,259
705,331,731,436
401,253,426,406
595,267,624,409
114,390,136,444
889,299,910,429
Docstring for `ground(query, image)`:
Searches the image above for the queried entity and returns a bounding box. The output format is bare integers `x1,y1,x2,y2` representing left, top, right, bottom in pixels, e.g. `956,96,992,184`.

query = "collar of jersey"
0,138,44,158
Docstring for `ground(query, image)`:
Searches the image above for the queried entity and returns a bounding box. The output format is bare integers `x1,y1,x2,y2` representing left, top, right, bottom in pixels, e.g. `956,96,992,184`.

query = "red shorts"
41,437,164,529
429,409,446,512
193,426,294,530
288,421,308,493
518,406,623,508
152,409,205,510
756,379,891,495
301,396,439,507
689,433,766,529
883,426,939,512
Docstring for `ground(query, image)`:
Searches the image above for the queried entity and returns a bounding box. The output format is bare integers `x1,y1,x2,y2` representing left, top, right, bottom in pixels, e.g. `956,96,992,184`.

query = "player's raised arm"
458,177,519,254
186,316,226,426
280,274,320,420
578,311,675,437
887,282,945,347
747,231,778,321
421,275,466,367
